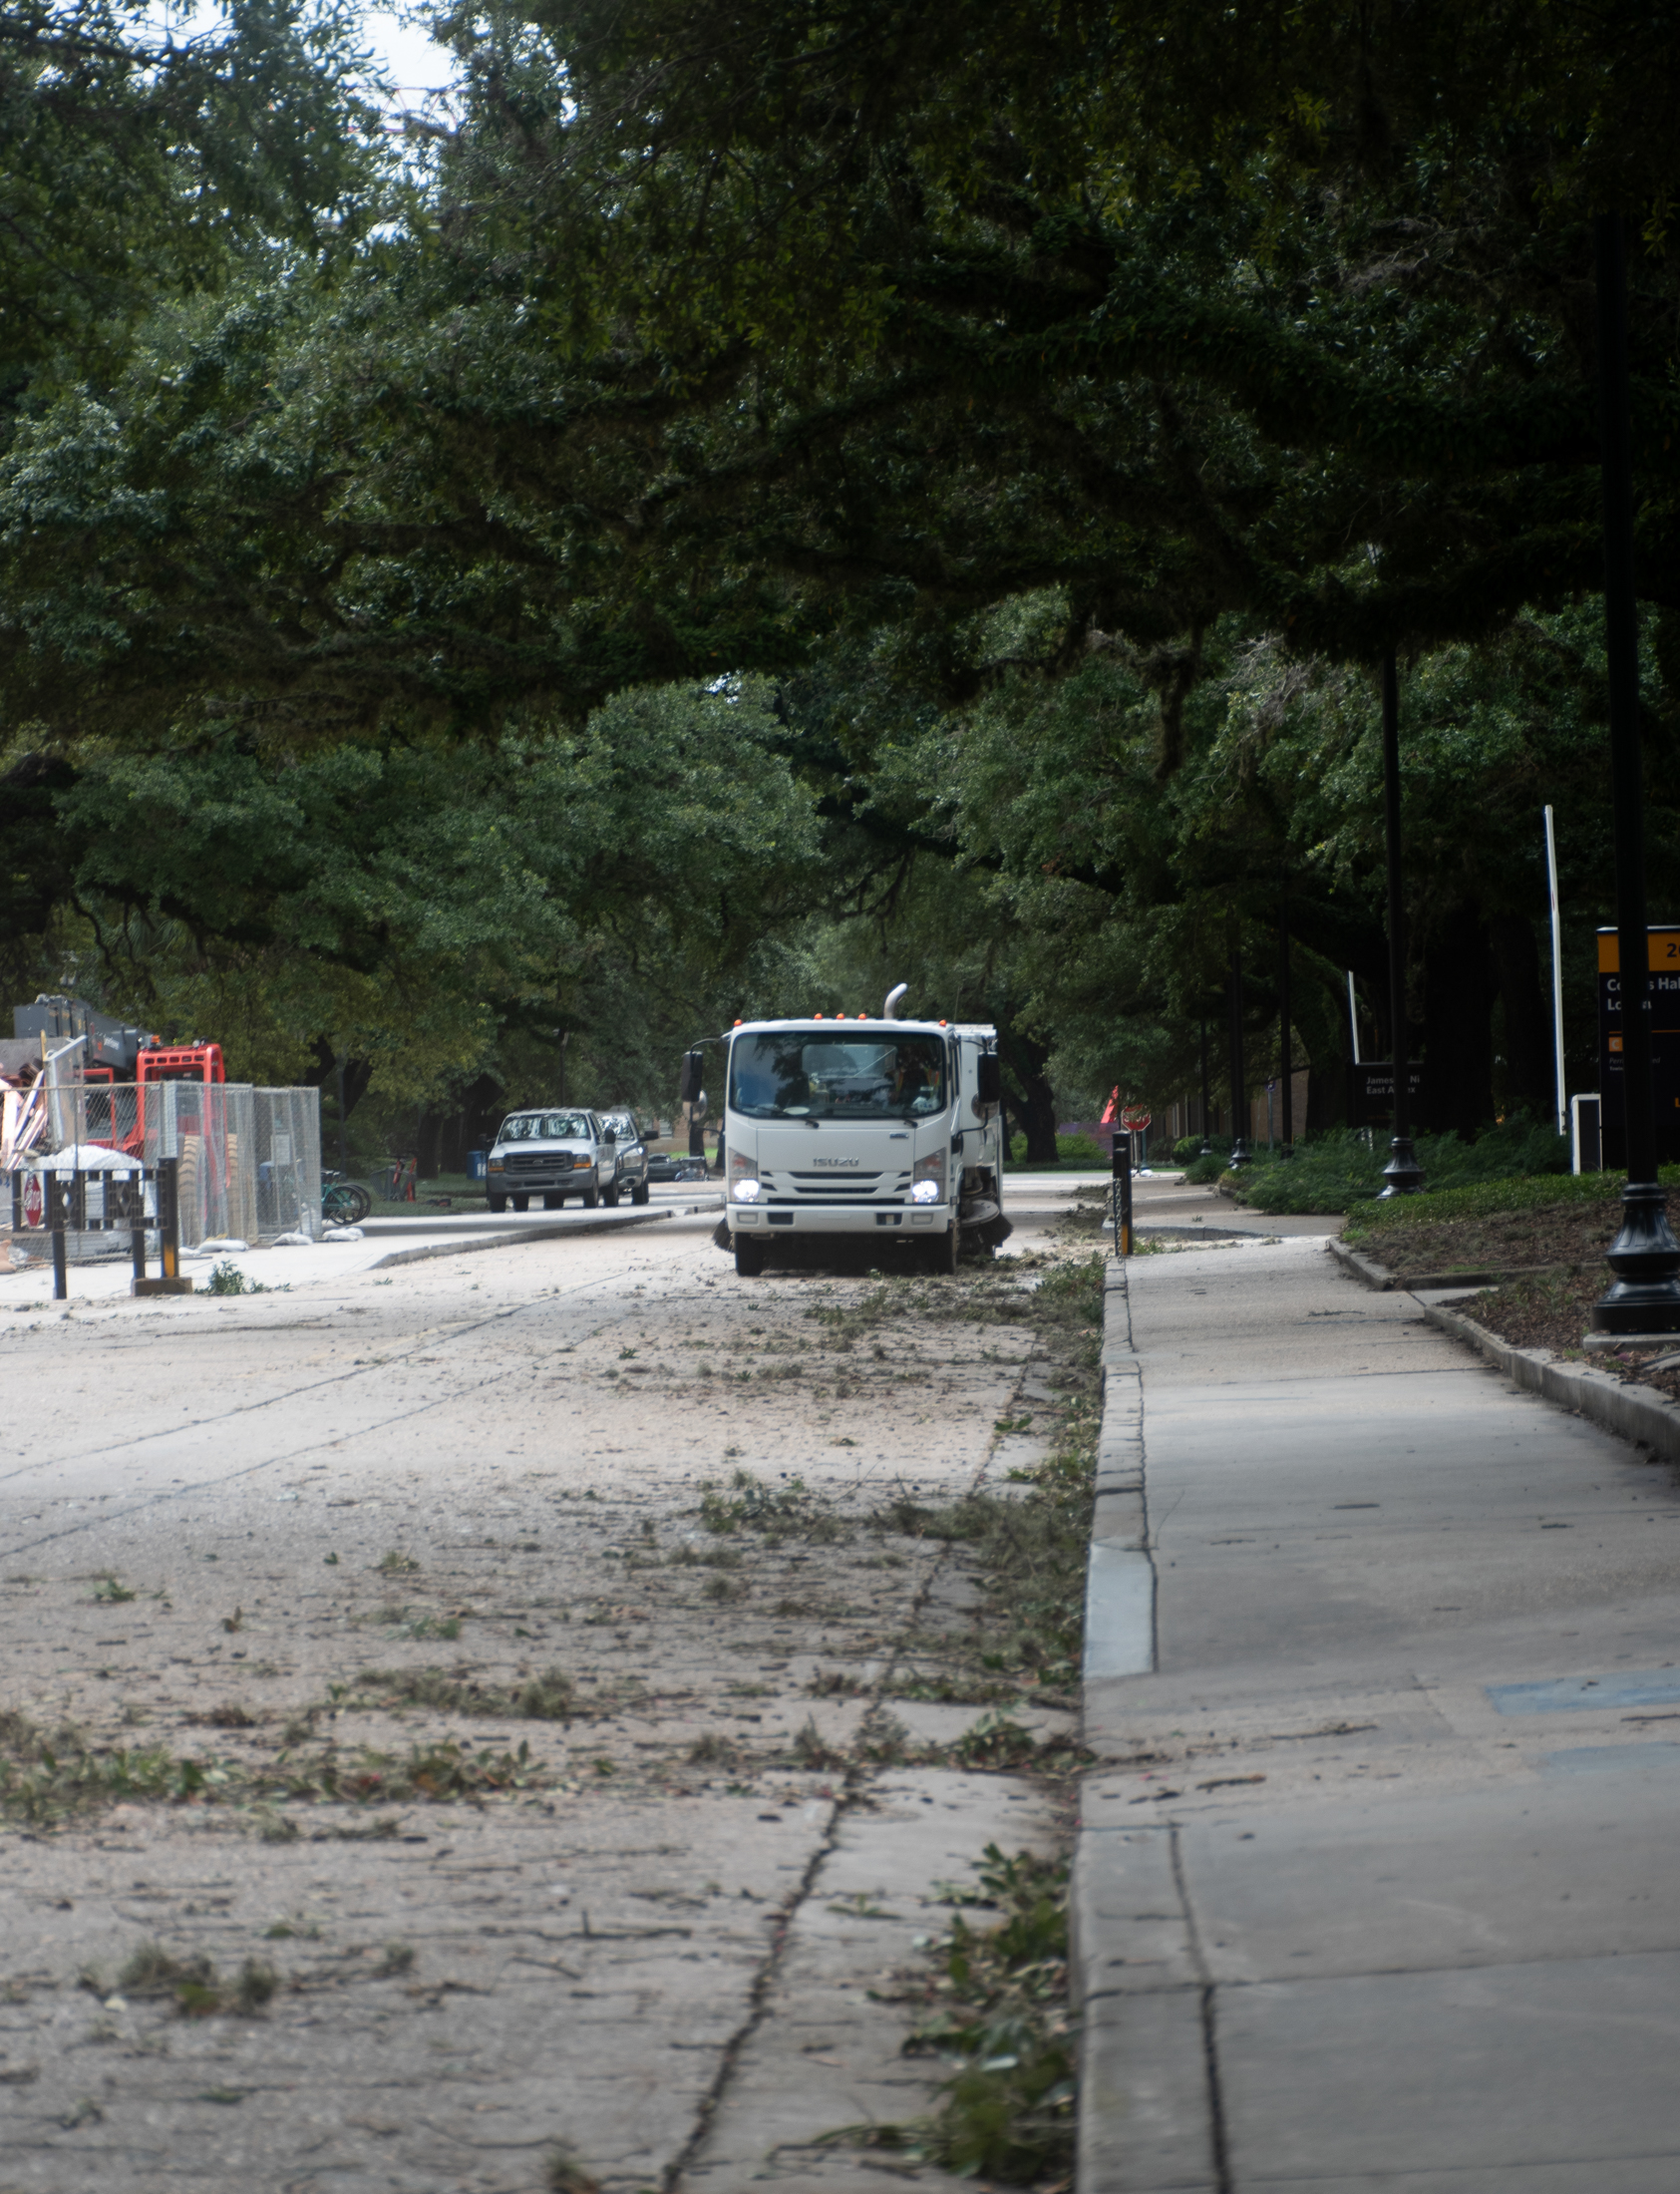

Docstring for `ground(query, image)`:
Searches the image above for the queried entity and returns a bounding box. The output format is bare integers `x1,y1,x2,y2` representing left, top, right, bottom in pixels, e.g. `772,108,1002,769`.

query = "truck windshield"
729,1033,949,1121
499,1113,592,1141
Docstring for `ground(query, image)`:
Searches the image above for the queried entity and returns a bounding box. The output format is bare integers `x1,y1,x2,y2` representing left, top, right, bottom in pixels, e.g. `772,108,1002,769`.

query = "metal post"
335,1056,350,1173
159,1156,180,1282
1591,213,1680,1330
1113,1116,1133,1256
1379,651,1424,1195
47,1169,67,1300
1280,888,1294,1158
1544,807,1567,1139
1227,927,1251,1168
1198,1019,1212,1155
130,1170,147,1284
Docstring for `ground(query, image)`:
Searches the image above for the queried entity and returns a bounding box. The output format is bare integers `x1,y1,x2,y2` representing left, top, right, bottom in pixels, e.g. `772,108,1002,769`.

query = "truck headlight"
488,1159,504,1172
911,1152,944,1204
730,1151,761,1202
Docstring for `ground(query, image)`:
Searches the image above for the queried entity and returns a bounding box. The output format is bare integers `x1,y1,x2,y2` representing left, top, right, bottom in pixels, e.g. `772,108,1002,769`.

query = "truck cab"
720,1017,1008,1277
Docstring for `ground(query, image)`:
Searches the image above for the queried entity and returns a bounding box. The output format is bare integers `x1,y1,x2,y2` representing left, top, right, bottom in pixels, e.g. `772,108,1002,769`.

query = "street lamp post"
1198,1018,1213,1156
1378,651,1424,1197
1279,884,1294,1160
1227,927,1251,1169
1591,213,1680,1332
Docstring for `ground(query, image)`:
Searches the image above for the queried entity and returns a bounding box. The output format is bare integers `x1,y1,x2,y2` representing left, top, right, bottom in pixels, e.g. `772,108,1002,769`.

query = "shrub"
1228,1116,1570,1217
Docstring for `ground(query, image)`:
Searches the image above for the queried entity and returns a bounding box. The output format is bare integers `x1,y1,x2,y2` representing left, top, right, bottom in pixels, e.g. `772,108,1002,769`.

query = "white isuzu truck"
711,1005,1010,1277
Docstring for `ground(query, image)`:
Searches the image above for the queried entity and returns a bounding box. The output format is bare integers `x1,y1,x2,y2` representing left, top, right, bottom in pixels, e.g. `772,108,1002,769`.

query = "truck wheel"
929,1223,959,1276
488,1195,507,1214
541,1193,565,1211
511,1194,529,1213
602,1182,620,1209
735,1237,767,1277
581,1183,600,1210
631,1180,649,1206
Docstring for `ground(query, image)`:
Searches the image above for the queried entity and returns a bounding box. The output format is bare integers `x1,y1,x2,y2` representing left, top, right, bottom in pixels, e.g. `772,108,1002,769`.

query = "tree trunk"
996,1021,1059,1163
307,1038,373,1115
416,1109,445,1180
1423,903,1496,1139
1490,914,1553,1120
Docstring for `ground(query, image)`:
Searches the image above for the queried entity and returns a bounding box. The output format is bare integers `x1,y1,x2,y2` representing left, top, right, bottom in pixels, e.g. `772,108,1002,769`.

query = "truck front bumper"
729,1202,950,1236
489,1169,595,1192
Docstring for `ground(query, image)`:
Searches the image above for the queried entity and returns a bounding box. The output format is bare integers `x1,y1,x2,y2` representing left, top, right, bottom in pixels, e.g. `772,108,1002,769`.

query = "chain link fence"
5,1083,322,1262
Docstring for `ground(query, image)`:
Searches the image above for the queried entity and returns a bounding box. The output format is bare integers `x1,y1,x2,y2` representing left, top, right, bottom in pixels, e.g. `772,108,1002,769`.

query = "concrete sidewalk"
0,1195,723,1309
1077,1235,1680,2192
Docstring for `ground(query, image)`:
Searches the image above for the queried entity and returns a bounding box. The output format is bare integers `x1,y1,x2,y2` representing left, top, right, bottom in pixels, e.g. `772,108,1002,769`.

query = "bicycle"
322,1172,373,1227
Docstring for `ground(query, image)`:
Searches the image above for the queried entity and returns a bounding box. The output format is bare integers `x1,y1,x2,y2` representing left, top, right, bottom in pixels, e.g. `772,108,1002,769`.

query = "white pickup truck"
718,1014,1009,1277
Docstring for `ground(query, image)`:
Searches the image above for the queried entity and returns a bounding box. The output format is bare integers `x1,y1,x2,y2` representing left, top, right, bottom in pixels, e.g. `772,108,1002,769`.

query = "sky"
358,3,460,113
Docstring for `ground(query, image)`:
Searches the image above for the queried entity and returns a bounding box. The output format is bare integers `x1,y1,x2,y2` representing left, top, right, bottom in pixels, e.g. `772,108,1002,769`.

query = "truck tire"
929,1223,959,1276
488,1195,507,1214
581,1182,599,1210
602,1182,620,1209
631,1179,649,1206
735,1236,767,1277
541,1193,565,1210
511,1194,530,1213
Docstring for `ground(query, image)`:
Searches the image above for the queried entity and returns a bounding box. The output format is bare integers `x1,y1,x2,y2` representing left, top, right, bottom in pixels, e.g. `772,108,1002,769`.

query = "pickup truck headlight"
730,1151,761,1202
488,1159,504,1173
911,1152,944,1204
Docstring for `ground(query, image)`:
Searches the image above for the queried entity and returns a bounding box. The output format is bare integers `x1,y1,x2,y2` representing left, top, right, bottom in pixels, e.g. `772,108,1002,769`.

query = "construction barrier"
6,1083,321,1265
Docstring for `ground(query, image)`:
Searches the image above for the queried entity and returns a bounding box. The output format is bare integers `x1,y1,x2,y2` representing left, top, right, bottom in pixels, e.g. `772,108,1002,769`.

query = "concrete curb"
1328,1235,1399,1288
1331,1234,1565,1294
370,1207,680,1270
1423,1299,1680,1461
1083,1261,1156,1680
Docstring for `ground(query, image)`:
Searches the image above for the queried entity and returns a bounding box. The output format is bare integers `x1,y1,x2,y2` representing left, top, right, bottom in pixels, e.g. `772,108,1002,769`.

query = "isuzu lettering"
717,1011,1010,1277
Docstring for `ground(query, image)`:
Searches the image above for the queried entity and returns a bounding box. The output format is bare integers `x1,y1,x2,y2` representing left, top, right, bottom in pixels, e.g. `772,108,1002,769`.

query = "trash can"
467,1150,489,1181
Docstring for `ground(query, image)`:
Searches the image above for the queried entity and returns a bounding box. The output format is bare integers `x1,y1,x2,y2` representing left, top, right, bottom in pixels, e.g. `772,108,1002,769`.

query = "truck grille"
504,1152,581,1170
768,1169,910,1205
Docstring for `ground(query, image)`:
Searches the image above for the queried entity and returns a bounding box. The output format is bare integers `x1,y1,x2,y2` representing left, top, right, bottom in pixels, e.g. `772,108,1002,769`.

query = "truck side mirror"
976,1054,1002,1107
678,1049,705,1103
600,1126,616,1142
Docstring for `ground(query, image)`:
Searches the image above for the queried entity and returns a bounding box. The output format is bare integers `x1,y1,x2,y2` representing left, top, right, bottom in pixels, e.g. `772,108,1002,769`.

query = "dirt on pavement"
0,1214,1098,2193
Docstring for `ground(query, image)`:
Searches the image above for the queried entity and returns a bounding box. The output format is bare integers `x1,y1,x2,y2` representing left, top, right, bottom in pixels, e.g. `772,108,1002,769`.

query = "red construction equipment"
139,1043,225,1086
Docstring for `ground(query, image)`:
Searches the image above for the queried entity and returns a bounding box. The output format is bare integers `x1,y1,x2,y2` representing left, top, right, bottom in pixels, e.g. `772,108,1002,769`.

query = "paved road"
0,1202,1073,2192
1080,1231,1680,2193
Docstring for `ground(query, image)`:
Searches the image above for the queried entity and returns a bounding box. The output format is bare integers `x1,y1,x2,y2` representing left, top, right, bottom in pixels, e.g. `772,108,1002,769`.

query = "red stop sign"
1119,1105,1153,1133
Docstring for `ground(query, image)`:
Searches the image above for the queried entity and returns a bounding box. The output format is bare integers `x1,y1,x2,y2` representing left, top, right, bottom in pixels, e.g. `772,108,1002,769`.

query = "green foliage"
7,0,1677,1156
825,1844,1075,2184
1229,1118,1569,1216
1009,1133,1106,1168
1173,1135,1223,1165
697,1469,845,1543
0,0,388,389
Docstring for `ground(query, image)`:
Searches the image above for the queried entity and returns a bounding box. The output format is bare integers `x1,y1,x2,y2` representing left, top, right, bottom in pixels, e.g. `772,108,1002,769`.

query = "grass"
1007,1132,1109,1171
